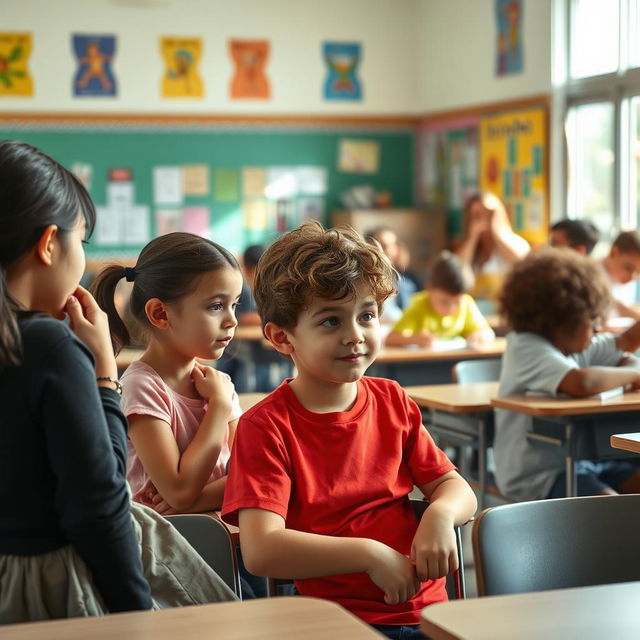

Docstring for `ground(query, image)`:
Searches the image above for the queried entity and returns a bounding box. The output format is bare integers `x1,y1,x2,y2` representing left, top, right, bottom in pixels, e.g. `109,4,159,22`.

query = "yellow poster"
480,107,548,245
0,33,33,96
160,36,203,98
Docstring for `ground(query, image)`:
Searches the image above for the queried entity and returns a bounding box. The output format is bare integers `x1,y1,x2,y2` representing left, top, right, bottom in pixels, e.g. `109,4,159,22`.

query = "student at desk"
386,251,494,349
494,248,640,502
222,222,476,639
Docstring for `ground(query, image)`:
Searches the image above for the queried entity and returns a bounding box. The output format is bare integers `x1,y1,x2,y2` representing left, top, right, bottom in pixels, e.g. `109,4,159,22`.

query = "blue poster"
73,34,116,97
495,0,523,76
323,42,361,101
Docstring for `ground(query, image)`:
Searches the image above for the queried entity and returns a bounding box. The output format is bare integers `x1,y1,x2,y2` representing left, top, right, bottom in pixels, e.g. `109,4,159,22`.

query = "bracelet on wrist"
97,376,123,394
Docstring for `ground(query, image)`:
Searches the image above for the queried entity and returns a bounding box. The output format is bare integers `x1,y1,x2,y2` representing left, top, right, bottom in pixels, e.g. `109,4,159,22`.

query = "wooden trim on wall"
419,94,551,125
0,111,420,129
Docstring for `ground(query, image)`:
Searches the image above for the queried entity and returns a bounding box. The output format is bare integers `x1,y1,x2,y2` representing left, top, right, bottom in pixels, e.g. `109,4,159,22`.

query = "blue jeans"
372,624,430,639
548,459,640,498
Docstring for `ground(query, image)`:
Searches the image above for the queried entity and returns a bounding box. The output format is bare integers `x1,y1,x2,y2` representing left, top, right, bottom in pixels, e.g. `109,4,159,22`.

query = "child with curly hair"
494,247,640,501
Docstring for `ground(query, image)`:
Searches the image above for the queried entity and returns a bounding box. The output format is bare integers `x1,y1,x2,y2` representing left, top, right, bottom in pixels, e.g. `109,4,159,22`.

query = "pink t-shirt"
121,360,242,506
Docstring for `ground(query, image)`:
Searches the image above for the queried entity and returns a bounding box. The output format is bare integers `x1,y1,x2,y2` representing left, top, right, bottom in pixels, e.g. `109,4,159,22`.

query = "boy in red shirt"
222,222,476,638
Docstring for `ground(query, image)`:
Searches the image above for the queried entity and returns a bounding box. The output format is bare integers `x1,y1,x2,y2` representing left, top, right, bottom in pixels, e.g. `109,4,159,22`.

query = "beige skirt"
0,502,236,625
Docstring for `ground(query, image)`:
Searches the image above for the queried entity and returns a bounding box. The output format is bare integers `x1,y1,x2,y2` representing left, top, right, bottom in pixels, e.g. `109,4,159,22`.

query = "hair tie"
123,267,136,282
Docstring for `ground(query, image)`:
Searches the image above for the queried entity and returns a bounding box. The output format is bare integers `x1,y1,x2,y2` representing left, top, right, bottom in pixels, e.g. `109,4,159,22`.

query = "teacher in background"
455,191,530,304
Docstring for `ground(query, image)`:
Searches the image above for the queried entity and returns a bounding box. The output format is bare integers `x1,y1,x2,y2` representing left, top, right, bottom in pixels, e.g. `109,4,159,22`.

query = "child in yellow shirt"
386,251,495,348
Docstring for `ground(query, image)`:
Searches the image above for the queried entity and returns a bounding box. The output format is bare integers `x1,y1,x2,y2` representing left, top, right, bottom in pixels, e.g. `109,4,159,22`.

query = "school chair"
472,494,640,597
266,498,467,600
165,514,242,598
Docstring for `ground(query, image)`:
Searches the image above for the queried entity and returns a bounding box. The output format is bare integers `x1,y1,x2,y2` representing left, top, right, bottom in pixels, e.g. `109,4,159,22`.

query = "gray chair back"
452,358,502,383
472,494,640,596
166,514,241,597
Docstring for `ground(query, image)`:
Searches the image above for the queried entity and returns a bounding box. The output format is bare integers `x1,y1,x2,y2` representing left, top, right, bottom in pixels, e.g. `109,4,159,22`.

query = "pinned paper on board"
229,39,270,99
96,207,121,246
242,167,267,198
183,206,210,237
0,32,33,96
73,34,116,97
214,169,239,202
243,199,268,231
297,197,325,223
338,139,380,174
96,180,150,246
182,164,210,195
265,167,298,200
296,167,328,195
323,41,361,101
124,205,151,245
496,0,523,76
71,162,93,190
161,36,204,98
153,166,183,205
156,209,183,236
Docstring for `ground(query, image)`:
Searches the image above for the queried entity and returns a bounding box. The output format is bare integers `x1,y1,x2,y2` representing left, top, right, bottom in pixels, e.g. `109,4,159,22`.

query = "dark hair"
243,244,265,270
0,140,96,369
429,251,474,295
255,220,397,330
612,230,640,255
91,232,239,354
499,248,611,340
551,218,600,255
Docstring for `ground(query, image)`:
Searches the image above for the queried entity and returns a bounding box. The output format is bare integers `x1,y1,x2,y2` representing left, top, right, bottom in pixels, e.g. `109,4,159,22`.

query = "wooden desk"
421,581,640,640
1,596,381,640
237,392,267,412
611,432,640,454
492,391,640,496
406,383,498,509
370,339,505,386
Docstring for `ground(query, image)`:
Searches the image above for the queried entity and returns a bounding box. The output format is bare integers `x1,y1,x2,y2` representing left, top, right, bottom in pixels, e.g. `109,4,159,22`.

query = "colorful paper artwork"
229,39,270,99
338,139,379,174
480,107,548,244
214,169,239,202
0,33,33,96
182,164,210,196
73,35,116,97
323,42,361,101
496,0,523,76
161,37,204,98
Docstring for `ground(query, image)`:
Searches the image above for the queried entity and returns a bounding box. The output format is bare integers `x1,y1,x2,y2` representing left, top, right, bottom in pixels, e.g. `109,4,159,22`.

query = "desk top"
492,389,640,416
421,581,640,640
375,338,505,364
610,432,640,454
406,382,499,413
1,597,380,640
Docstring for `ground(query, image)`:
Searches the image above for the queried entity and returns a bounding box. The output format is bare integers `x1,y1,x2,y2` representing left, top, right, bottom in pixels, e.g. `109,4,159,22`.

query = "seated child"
602,230,640,319
221,221,477,638
494,247,640,502
549,218,600,255
386,251,495,348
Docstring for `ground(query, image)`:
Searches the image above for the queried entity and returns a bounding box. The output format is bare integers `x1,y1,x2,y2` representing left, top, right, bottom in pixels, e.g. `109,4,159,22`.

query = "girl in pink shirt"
92,233,243,514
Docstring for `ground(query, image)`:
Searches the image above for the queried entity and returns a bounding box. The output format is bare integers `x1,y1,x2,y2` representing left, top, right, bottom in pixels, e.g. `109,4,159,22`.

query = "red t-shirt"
222,377,455,626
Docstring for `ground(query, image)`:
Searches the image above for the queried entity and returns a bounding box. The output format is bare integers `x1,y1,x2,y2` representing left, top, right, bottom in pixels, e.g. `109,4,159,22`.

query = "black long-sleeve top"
0,314,152,612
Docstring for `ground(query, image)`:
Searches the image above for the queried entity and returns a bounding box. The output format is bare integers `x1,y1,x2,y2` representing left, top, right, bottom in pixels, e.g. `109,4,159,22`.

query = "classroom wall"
2,0,422,115
416,0,553,113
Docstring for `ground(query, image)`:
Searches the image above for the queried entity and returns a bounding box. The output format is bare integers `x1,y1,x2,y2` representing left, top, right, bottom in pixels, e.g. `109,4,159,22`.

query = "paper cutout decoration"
0,32,33,96
323,42,361,101
242,167,267,198
161,37,204,98
496,0,523,76
73,35,116,97
214,169,239,202
229,39,270,99
338,139,379,174
182,165,210,196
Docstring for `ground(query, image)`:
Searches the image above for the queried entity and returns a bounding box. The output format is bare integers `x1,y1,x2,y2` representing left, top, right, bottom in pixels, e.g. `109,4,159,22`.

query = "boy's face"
429,287,462,317
551,318,596,355
549,228,570,249
607,247,640,284
284,282,382,388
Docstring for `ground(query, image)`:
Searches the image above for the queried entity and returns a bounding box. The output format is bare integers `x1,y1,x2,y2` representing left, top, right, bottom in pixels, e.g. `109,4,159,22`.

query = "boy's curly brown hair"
499,247,612,339
254,220,397,329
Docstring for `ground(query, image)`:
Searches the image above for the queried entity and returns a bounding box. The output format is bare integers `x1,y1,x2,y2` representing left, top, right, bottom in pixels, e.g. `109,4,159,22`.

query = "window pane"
631,97,640,227
566,102,615,234
570,0,619,78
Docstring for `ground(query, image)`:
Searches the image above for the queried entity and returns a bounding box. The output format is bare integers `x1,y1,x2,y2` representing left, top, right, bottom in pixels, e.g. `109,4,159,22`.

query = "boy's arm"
558,366,640,397
151,476,227,514
615,319,640,352
385,329,434,348
412,470,477,581
239,508,421,605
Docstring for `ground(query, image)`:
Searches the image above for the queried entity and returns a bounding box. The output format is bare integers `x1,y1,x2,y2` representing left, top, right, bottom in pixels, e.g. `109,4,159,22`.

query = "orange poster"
229,39,270,99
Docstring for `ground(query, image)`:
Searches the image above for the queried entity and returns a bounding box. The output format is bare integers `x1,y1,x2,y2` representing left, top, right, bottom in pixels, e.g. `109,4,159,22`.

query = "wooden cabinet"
331,208,446,282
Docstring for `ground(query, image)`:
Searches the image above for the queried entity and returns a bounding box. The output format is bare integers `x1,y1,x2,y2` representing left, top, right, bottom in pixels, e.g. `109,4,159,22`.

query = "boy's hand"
415,331,435,348
366,542,421,605
410,509,458,581
191,363,233,407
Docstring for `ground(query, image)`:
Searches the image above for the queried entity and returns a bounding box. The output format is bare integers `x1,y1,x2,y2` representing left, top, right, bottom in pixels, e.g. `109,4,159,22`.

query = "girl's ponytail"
90,265,131,355
0,267,20,369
